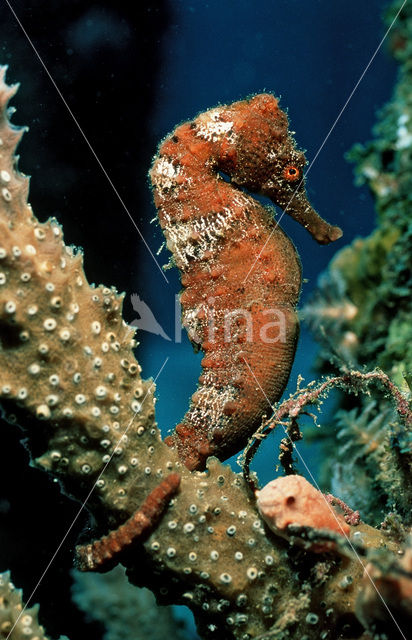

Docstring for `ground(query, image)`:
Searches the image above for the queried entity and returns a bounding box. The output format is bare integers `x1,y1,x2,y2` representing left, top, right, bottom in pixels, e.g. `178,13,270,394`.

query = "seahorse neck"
153,130,242,224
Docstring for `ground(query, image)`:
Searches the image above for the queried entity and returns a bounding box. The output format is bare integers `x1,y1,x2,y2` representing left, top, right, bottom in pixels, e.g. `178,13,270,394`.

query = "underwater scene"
0,1,411,639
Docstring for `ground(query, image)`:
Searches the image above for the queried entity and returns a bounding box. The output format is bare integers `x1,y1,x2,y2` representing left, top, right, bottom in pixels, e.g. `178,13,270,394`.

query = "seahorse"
150,94,342,471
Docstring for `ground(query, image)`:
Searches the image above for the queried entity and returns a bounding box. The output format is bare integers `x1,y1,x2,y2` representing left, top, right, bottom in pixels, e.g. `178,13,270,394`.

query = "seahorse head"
217,93,342,245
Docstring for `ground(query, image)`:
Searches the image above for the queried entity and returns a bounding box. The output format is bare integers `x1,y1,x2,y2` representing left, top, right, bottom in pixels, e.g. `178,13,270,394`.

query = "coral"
330,401,411,522
324,495,361,527
0,571,68,640
71,565,189,640
242,368,411,490
355,537,412,635
256,475,350,544
0,71,161,525
303,0,412,526
150,94,342,471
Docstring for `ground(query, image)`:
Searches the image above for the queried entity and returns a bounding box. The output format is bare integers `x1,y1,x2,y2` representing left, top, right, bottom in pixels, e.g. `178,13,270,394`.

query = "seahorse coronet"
150,93,342,470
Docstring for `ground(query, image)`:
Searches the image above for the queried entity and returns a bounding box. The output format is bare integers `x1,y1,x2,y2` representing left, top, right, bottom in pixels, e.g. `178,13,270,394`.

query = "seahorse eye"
283,165,300,182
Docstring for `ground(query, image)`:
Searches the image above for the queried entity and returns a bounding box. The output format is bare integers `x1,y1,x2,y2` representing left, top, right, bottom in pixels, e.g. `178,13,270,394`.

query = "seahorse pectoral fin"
280,190,343,245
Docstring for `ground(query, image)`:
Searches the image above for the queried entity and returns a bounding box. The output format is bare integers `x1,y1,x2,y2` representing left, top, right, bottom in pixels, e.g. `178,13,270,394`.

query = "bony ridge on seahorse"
150,93,342,471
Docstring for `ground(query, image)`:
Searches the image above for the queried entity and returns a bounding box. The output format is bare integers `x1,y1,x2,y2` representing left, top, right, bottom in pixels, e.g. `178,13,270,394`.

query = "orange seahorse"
150,94,342,471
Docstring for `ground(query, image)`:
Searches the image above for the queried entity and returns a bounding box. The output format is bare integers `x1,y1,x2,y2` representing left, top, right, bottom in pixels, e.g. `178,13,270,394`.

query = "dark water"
0,1,398,638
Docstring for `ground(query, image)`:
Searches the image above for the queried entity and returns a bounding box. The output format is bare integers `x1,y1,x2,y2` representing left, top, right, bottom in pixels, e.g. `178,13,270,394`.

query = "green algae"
304,0,412,526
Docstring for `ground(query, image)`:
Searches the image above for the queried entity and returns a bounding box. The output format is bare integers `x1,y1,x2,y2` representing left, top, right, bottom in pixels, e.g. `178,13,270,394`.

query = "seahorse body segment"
150,94,342,470
75,473,181,571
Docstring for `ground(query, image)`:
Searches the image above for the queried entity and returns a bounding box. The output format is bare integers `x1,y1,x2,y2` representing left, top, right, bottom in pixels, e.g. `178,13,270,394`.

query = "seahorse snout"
268,184,343,245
